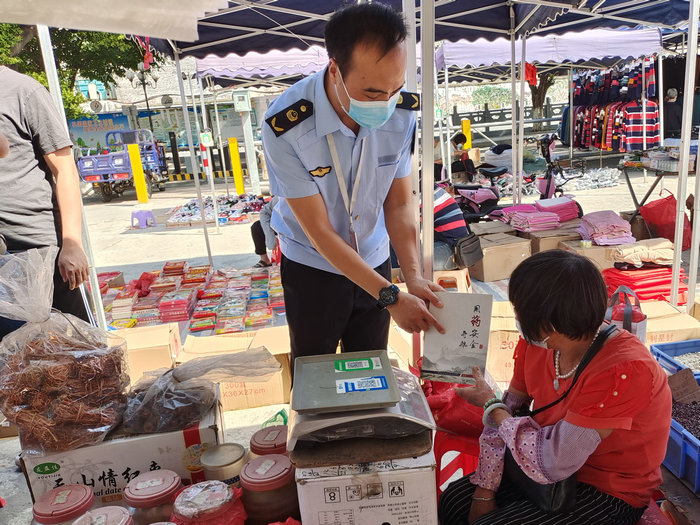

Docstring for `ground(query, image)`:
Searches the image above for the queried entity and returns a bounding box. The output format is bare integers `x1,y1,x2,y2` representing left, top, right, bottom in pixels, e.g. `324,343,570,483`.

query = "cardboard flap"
250,326,292,356
480,232,530,248
668,368,700,403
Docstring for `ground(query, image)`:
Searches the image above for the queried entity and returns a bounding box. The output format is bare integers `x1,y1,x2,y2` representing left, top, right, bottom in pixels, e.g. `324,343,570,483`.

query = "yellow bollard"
228,137,245,195
461,119,472,149
127,143,149,204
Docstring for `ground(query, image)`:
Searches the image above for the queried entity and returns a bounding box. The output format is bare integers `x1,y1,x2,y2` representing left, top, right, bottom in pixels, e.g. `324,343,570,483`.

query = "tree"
471,85,512,110
528,72,556,132
0,24,156,120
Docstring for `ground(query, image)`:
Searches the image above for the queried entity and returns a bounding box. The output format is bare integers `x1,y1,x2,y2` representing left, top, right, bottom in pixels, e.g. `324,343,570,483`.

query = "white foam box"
296,452,437,525
22,404,223,504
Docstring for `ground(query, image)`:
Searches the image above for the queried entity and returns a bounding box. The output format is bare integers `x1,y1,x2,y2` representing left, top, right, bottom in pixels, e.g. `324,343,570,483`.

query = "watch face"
379,285,398,306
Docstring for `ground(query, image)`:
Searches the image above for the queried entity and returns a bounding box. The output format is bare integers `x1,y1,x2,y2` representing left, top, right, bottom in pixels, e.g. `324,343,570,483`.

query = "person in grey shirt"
0,67,90,336
250,196,279,267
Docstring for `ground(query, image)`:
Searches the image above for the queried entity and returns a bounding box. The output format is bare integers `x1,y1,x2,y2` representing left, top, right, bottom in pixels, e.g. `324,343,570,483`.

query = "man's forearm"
385,202,420,281
47,148,83,246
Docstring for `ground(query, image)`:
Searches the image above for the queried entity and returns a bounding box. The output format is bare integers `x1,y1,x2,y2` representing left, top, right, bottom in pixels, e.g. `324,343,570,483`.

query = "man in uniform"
262,3,445,367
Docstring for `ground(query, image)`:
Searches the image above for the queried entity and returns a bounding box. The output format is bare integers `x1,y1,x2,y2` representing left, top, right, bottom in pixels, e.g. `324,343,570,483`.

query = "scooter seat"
479,166,508,178
453,183,482,192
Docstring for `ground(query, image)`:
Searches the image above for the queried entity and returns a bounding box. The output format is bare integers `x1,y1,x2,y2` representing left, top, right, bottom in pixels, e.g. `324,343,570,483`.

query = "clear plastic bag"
0,247,56,322
0,248,129,454
123,370,216,434
123,347,282,434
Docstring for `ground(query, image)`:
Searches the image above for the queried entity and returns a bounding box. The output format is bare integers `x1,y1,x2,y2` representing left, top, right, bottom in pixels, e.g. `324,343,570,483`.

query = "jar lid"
72,506,134,525
33,485,95,525
123,470,182,508
249,425,287,455
173,481,233,520
200,443,246,469
240,454,294,491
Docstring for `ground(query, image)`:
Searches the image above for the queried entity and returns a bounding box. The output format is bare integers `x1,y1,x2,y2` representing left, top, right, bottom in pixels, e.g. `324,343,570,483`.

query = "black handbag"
501,325,617,513
453,233,483,269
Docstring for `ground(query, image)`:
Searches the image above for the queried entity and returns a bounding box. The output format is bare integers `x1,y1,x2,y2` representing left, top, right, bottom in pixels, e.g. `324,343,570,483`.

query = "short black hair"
324,3,407,75
508,250,608,342
452,133,467,144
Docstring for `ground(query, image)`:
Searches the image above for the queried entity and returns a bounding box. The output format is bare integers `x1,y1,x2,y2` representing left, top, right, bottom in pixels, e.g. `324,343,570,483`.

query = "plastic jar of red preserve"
72,506,134,525
123,470,183,525
32,484,96,525
170,480,246,525
240,454,299,525
248,425,287,460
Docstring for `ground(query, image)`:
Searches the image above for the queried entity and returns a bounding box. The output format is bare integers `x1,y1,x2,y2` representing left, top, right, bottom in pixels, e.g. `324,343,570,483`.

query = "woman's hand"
455,366,496,408
469,487,497,524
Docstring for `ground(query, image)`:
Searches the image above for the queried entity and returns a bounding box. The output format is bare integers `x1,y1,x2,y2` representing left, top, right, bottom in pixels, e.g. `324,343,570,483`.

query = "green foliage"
0,24,162,120
472,85,512,109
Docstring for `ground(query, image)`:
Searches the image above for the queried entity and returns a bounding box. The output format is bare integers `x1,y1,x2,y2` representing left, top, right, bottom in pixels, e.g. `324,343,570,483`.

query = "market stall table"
617,166,692,236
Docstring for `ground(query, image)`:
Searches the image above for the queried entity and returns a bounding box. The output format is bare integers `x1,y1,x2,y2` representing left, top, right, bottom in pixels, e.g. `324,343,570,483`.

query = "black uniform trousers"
280,254,391,374
250,220,267,256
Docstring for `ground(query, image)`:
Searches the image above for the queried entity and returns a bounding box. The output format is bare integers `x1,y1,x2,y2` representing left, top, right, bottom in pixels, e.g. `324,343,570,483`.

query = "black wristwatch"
377,284,400,309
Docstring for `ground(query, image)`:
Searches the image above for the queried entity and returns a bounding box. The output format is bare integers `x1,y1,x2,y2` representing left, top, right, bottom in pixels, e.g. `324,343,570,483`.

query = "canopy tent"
195,45,328,80
436,27,663,70
4,0,697,339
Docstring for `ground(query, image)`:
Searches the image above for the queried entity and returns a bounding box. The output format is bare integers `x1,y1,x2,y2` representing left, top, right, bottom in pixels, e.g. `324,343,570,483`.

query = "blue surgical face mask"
335,70,400,129
515,319,550,348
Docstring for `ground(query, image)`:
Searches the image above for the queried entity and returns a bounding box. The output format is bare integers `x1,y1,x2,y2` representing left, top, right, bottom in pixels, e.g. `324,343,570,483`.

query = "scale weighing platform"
291,349,400,414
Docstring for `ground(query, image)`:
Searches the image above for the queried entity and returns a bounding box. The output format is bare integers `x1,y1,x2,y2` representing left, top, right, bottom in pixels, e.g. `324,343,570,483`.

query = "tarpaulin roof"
436,27,663,70
151,0,689,59
196,45,328,80
152,0,566,57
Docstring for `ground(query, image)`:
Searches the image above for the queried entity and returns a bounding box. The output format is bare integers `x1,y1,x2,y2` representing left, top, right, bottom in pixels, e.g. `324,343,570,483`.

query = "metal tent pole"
569,67,574,162
510,6,518,204
421,0,435,279
209,78,231,196
642,57,648,183
198,76,220,234
37,25,106,330
174,52,213,267
435,63,448,180
444,66,453,181
678,0,700,308
658,53,665,146
518,37,527,205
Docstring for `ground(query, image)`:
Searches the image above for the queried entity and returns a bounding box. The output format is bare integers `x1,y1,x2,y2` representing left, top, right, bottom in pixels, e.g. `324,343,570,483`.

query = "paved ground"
1,159,699,522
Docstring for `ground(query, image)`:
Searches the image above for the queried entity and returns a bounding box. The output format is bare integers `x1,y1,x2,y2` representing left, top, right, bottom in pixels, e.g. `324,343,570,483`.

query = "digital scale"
287,350,435,452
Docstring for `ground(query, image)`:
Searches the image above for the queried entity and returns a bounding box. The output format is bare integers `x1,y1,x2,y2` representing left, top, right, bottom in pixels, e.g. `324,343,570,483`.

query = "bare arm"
286,191,444,334
44,147,89,289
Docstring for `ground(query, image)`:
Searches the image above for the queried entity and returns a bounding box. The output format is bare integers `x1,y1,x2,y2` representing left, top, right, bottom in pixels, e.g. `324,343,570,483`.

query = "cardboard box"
516,218,581,240
434,268,472,293
22,405,223,504
0,416,18,439
632,301,700,348
388,320,416,367
528,228,582,253
487,303,519,393
296,452,437,525
470,221,516,236
219,353,291,411
558,240,624,270
691,298,700,322
114,323,181,385
181,328,291,411
620,211,651,241
468,233,531,282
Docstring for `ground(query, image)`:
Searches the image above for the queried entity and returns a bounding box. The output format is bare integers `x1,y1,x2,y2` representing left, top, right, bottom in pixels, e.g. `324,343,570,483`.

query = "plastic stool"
434,431,480,497
131,210,156,228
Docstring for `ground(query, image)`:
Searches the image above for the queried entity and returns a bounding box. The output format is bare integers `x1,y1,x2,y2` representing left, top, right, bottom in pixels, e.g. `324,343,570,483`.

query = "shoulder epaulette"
396,91,420,111
266,99,314,137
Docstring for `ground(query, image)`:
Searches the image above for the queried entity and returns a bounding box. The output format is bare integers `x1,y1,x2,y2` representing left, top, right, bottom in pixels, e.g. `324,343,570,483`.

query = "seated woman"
438,250,671,525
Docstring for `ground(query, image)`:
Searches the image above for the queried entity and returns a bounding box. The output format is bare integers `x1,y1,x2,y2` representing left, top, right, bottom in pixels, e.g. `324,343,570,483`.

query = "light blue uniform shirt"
262,68,415,274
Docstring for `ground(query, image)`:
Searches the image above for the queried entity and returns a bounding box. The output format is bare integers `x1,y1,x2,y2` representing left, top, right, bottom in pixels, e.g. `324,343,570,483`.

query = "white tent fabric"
435,27,663,70
0,0,229,41
196,45,328,79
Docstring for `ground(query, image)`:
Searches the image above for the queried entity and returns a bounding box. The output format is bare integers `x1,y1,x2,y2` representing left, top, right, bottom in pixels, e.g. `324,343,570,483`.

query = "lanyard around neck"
326,133,366,230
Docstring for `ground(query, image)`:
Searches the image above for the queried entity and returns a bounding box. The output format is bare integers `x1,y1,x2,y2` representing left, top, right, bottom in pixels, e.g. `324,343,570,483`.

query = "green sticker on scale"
334,356,383,372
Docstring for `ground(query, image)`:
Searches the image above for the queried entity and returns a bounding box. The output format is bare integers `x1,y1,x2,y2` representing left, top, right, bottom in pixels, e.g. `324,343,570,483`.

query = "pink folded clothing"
510,211,560,232
534,197,580,222
577,210,636,245
500,204,537,223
